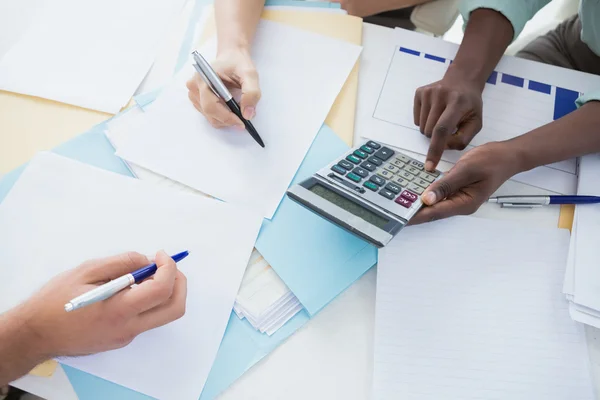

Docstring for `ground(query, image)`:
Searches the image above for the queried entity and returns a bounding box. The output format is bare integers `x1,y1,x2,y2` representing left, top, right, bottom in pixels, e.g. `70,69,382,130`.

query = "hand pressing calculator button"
287,140,442,248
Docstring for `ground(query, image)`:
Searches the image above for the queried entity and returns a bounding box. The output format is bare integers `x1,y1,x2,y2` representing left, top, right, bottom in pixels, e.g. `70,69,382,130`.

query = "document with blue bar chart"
357,28,600,194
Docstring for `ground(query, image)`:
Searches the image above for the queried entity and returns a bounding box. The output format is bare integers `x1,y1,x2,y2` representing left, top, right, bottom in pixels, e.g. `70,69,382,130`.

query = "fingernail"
425,161,435,171
237,123,245,130
243,107,255,120
423,191,437,205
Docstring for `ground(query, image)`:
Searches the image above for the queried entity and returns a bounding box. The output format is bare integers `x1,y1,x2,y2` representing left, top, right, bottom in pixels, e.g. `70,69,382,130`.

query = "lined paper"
374,217,593,400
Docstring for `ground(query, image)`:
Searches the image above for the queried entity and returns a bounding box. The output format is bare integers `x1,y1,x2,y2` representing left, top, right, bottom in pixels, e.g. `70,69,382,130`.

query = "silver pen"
488,195,600,208
191,51,265,148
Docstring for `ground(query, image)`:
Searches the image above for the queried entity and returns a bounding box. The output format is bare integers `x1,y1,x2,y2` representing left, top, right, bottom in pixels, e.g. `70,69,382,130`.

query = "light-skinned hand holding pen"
186,0,264,129
0,250,187,386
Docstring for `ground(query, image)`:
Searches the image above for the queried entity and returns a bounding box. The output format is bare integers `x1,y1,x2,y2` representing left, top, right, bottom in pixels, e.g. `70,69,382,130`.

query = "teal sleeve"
576,91,600,108
459,0,552,41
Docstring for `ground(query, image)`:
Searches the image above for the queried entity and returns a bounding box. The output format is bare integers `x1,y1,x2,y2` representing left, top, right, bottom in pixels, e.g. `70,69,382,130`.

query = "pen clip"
500,203,543,209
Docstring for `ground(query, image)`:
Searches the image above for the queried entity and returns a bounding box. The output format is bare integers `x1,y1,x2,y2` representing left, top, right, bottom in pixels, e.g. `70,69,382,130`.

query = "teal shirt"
460,0,600,106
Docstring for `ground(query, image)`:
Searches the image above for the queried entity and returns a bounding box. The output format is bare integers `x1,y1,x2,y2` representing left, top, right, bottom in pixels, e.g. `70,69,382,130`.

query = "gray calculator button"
379,188,395,200
370,175,386,186
406,166,421,175
374,147,394,161
391,176,409,187
429,169,441,177
414,178,430,188
353,167,369,178
395,154,411,163
409,160,424,170
361,161,377,172
399,171,415,181
384,182,402,194
391,159,406,168
419,171,436,182
383,164,400,174
376,169,393,180
408,183,425,194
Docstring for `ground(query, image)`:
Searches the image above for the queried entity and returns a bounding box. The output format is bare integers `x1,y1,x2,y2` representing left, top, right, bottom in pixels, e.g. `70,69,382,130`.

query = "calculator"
286,140,442,248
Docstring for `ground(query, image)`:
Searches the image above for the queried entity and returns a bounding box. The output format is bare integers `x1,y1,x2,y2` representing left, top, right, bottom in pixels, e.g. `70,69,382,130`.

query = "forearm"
447,9,513,91
0,308,47,385
215,0,265,54
510,101,600,172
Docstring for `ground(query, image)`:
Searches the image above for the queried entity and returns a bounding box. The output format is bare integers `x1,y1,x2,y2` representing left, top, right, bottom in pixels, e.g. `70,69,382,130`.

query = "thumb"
155,250,176,270
421,165,471,206
238,68,261,120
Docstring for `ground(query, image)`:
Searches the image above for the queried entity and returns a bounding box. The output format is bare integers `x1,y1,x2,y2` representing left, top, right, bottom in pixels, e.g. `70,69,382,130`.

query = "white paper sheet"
572,154,600,312
374,216,593,400
135,0,195,95
356,28,600,194
0,153,262,400
0,0,185,113
115,20,362,219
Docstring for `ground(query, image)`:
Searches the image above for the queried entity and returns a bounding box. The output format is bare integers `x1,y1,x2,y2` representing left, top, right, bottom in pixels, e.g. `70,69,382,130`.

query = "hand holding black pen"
191,51,265,148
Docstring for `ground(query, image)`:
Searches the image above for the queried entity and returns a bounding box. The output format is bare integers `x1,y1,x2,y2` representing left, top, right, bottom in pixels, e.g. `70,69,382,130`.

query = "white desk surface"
12,22,600,400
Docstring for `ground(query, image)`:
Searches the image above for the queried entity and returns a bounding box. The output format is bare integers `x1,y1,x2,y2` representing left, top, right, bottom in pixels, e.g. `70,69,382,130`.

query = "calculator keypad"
320,140,442,222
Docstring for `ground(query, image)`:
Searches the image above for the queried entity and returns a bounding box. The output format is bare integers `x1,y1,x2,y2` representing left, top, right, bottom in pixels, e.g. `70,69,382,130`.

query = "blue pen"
64,251,189,312
488,195,600,208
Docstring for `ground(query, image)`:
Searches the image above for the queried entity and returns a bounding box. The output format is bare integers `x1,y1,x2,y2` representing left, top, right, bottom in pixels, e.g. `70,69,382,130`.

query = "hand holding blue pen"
65,251,189,312
0,251,188,378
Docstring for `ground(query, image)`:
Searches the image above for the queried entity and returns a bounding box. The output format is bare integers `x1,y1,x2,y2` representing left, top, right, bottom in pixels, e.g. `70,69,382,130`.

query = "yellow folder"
198,7,363,147
0,91,112,174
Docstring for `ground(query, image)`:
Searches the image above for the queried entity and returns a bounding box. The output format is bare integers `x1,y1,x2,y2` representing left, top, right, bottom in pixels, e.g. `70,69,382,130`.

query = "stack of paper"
0,153,263,400
374,216,594,400
563,154,600,327
233,250,302,335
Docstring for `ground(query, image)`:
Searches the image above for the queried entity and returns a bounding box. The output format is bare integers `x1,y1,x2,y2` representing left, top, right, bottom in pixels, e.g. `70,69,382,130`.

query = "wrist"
444,63,487,93
216,42,251,58
497,139,534,175
0,307,50,383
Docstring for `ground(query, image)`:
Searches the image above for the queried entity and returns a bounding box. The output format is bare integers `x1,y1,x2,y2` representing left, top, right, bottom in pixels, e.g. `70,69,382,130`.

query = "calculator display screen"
309,184,389,229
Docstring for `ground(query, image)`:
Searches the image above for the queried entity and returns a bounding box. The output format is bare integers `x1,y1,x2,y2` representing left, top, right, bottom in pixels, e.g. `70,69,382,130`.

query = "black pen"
191,51,265,148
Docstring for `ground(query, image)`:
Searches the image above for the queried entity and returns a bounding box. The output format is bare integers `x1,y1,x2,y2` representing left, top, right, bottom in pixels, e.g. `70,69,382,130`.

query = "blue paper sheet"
0,126,133,201
255,128,377,315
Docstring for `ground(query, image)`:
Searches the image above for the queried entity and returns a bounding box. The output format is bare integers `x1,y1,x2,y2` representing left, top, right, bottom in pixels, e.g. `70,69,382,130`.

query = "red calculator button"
400,190,418,202
395,196,412,208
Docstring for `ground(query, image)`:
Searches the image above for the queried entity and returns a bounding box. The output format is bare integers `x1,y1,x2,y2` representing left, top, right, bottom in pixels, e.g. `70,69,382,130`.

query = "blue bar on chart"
501,73,525,88
553,87,579,120
486,71,498,85
399,47,420,56
424,54,445,63
528,80,552,95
